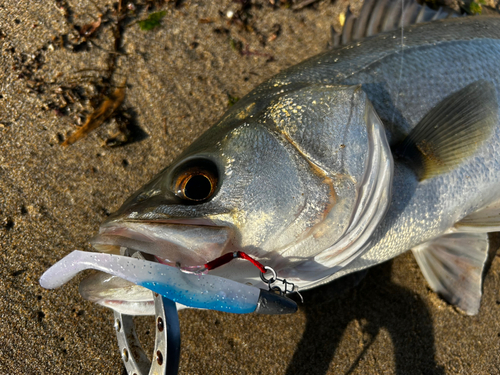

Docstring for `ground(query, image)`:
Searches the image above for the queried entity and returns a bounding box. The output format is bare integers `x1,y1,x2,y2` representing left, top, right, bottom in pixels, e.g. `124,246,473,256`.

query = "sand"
0,0,499,374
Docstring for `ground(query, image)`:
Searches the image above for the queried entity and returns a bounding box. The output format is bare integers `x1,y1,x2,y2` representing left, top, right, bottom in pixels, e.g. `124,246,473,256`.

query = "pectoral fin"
411,232,489,315
396,81,498,180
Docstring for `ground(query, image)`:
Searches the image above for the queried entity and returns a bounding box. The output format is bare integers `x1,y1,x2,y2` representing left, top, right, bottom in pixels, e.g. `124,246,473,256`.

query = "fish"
41,1,500,317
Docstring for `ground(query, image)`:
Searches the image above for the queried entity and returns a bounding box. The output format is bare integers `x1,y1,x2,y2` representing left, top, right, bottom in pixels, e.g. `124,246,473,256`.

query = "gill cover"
273,85,394,285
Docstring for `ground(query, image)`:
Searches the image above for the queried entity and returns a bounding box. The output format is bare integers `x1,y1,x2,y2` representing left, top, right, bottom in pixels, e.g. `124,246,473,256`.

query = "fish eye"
172,159,218,202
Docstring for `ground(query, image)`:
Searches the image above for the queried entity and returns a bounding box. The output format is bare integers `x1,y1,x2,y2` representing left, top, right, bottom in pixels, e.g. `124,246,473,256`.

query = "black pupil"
184,174,212,200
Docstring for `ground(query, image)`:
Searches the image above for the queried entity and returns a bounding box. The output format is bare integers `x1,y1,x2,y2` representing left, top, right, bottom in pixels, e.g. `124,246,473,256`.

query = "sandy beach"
0,0,499,373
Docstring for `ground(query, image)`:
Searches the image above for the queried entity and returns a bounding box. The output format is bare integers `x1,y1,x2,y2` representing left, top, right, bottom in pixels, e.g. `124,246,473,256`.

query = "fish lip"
90,217,232,272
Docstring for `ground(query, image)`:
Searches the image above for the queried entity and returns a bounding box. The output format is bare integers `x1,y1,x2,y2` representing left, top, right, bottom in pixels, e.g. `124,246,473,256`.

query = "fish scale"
349,40,500,135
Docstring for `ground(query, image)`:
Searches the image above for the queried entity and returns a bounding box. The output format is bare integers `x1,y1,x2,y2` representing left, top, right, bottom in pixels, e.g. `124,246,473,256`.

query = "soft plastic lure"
40,250,296,314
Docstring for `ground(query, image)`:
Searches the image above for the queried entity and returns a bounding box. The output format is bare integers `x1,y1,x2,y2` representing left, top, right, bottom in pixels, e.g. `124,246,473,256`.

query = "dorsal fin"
329,0,463,48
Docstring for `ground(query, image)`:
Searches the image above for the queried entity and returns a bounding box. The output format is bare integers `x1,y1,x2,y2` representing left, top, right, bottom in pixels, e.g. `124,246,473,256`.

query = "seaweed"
468,0,485,14
62,84,126,146
138,10,167,31
227,94,240,107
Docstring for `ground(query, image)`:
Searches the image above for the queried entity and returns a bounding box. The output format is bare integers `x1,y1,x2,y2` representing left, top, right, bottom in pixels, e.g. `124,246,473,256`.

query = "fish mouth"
90,218,233,273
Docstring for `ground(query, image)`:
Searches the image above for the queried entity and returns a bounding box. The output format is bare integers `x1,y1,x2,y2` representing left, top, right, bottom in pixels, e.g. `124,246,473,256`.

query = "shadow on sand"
285,260,445,375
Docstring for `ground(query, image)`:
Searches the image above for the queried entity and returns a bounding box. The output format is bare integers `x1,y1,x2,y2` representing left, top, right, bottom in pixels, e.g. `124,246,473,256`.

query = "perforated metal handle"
114,292,180,375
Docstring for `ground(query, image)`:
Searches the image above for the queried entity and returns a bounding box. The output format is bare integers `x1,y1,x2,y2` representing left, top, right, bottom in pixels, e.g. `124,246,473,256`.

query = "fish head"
85,84,393,311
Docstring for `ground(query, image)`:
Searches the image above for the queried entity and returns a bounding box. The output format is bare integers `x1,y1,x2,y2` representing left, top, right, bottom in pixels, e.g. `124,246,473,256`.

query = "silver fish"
80,13,500,316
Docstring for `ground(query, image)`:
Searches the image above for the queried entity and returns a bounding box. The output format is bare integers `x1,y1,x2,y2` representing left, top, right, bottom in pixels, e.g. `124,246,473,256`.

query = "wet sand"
0,0,499,374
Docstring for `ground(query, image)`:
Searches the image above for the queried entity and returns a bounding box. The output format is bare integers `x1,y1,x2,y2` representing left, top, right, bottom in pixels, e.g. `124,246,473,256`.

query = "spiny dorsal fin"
395,80,498,180
329,0,462,48
411,232,489,315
